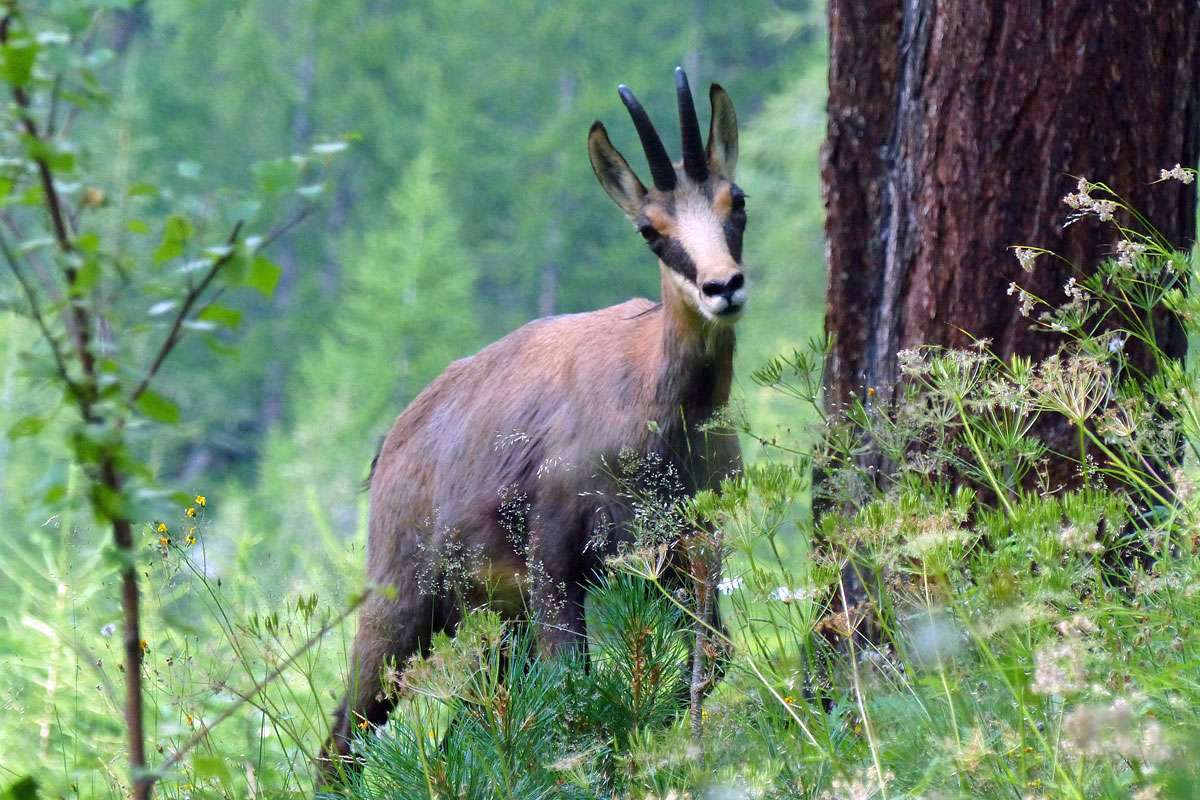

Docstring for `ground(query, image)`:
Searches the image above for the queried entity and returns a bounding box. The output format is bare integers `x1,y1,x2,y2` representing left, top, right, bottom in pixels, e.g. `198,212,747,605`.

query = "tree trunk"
822,1,1200,489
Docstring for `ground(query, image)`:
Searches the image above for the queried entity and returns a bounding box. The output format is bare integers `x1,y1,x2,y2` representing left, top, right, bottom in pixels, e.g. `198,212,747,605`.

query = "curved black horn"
618,84,676,191
675,67,708,183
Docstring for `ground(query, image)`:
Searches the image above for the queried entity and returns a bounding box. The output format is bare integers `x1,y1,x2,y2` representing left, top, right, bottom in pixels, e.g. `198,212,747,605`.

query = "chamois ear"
706,83,738,179
588,121,647,218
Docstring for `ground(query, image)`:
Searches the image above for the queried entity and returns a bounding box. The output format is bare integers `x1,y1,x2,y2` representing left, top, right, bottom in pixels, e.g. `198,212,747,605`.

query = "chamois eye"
731,192,746,212
638,224,660,242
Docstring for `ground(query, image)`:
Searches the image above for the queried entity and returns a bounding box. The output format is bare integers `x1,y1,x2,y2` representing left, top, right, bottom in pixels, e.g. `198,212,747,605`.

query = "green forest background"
0,0,826,597
0,0,824,672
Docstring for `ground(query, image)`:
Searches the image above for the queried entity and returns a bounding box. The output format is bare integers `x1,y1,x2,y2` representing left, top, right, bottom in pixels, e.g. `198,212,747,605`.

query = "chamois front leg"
525,500,589,656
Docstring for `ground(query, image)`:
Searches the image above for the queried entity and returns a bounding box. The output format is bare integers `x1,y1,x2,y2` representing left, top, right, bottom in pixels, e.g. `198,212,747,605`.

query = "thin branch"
255,202,313,253
128,221,243,404
1,9,96,386
0,227,76,396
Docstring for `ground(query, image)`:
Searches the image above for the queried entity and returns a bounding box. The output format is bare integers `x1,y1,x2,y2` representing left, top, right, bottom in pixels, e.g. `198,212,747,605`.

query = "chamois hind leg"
317,591,458,787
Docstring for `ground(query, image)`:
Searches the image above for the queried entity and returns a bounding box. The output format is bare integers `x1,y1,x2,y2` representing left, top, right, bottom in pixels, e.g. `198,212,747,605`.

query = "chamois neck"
652,266,735,415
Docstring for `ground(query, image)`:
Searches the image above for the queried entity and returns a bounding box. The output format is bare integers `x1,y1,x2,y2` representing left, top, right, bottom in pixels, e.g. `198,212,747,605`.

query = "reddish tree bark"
822,1,1200,486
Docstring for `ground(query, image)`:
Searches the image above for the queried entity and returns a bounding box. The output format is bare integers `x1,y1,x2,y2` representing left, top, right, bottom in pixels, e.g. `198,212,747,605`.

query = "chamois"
321,67,747,775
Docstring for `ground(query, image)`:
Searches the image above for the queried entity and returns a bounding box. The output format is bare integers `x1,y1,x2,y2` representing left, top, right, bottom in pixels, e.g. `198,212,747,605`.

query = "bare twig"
128,221,244,405
0,228,76,394
256,203,314,253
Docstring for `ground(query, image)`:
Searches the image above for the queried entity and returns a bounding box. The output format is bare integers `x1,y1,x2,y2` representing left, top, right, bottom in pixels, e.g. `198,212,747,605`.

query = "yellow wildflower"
156,521,168,534
357,720,370,730
185,533,197,547
194,495,206,507
158,536,170,548
185,506,196,518
139,639,148,653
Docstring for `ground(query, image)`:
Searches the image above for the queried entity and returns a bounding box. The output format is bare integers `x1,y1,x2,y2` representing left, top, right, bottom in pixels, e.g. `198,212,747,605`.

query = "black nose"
701,272,745,299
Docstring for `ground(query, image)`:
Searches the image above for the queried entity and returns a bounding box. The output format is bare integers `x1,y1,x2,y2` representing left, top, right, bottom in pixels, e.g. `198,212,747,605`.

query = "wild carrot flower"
717,576,743,594
1007,282,1036,317
1059,523,1102,554
1062,177,1092,209
1012,246,1040,273
1062,177,1117,222
1062,697,1171,768
1115,239,1148,271
1030,355,1110,424
1031,638,1086,696
1093,199,1116,222
1158,163,1195,184
896,347,930,377
771,586,807,603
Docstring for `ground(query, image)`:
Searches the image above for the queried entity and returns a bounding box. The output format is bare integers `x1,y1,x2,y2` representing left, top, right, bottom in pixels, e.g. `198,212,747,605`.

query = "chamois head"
588,67,745,324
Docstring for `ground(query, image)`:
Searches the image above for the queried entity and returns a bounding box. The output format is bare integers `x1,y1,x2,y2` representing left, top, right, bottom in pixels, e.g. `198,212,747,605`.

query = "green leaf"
253,157,300,194
193,755,233,785
134,389,180,424
197,304,241,329
90,483,127,521
7,416,46,440
1,38,39,88
72,259,101,294
127,182,157,197
246,255,282,298
76,231,100,253
154,214,193,265
126,219,149,234
22,136,75,172
1,776,39,800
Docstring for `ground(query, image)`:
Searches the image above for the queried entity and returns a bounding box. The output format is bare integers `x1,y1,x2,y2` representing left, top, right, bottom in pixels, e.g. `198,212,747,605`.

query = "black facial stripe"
648,236,698,283
723,216,745,263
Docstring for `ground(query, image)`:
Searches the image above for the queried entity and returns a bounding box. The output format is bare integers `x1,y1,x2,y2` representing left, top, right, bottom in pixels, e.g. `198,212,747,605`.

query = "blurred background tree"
1,0,828,649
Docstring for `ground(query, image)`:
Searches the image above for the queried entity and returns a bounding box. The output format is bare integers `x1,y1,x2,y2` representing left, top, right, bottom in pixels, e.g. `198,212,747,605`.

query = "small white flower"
100,623,116,637
771,586,805,603
1159,163,1195,184
1115,239,1148,270
717,576,743,594
1008,284,1036,317
1013,247,1039,273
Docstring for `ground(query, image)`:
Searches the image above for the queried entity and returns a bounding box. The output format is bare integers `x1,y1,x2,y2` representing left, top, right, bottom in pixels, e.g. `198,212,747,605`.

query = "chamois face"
588,68,746,324
638,175,747,322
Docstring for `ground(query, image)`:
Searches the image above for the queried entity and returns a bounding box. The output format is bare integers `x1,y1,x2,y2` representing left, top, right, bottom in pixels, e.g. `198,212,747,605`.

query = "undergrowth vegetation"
10,174,1200,800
